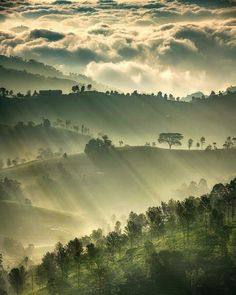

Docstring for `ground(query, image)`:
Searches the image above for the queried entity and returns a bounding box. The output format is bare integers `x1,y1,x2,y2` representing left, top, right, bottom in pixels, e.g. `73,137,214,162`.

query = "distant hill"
0,55,109,92
0,55,63,78
0,123,91,160
1,90,236,146
0,65,78,93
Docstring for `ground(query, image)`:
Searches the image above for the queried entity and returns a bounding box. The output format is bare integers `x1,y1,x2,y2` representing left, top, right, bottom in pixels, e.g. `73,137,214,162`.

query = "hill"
0,55,109,92
0,91,235,146
0,123,91,160
1,146,235,219
0,200,86,245
0,65,79,93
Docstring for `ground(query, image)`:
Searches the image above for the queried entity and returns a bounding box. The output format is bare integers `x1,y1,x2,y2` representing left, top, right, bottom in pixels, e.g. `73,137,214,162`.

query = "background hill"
0,55,109,93
0,91,236,147
0,122,91,160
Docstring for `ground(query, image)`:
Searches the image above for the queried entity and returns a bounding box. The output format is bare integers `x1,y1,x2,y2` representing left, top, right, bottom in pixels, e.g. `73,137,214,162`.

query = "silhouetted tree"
188,138,193,150
87,84,92,91
72,85,79,93
81,85,85,93
200,136,205,149
158,133,183,149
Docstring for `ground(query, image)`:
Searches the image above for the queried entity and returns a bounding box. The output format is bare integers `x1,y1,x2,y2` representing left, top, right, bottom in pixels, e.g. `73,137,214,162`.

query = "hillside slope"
0,200,88,245
0,55,109,92
0,124,90,159
0,66,78,93
1,147,235,216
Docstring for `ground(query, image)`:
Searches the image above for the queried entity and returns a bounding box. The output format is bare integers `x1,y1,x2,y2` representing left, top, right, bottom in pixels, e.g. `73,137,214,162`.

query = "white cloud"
0,0,235,95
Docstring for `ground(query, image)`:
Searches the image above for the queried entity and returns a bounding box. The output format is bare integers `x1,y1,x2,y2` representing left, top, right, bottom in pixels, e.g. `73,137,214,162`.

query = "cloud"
85,60,217,96
0,0,235,95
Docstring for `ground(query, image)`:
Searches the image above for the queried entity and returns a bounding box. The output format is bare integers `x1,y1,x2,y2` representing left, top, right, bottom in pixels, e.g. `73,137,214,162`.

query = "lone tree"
158,133,183,149
188,138,193,150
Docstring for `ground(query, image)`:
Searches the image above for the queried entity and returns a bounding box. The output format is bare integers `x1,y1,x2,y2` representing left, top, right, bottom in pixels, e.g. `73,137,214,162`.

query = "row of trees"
2,178,236,295
14,118,91,135
157,134,236,150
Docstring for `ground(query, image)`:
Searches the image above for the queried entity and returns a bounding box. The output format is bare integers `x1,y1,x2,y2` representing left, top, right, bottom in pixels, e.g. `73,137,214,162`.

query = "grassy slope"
1,146,235,211
0,125,91,159
0,200,85,244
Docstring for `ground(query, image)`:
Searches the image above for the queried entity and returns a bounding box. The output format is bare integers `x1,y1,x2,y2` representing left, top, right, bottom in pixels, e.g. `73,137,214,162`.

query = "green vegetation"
1,178,236,295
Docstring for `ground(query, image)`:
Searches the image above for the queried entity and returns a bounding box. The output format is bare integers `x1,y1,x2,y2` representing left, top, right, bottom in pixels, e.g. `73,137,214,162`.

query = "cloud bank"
0,0,236,95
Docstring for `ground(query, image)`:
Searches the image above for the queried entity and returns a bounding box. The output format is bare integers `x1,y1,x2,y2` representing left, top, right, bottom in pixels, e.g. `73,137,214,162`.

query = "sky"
0,0,236,96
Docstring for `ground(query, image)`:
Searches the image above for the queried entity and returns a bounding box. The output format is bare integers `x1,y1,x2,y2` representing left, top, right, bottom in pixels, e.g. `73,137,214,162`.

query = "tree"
158,133,183,149
223,136,233,149
67,238,83,288
55,242,69,282
7,159,11,168
119,140,124,147
84,136,113,155
106,231,125,257
125,212,147,246
43,118,51,128
72,85,79,93
200,137,205,149
87,84,92,91
157,91,163,99
9,267,26,295
81,85,85,93
210,90,216,97
188,138,193,150
196,142,200,149
0,87,6,97
146,207,164,239
205,144,212,150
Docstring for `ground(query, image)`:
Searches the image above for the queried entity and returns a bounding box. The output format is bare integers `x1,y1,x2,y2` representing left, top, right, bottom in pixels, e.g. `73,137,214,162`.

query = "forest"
1,178,236,295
